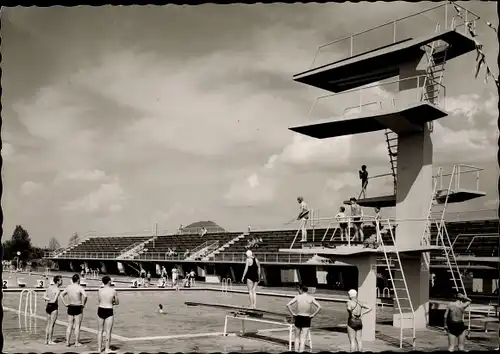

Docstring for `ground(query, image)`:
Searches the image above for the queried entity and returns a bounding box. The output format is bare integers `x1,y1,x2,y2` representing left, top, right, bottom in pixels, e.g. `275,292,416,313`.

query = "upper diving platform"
343,195,396,208
294,2,480,93
294,30,476,93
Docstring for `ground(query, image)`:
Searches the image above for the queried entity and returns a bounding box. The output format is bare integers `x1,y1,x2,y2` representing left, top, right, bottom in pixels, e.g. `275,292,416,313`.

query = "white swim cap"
245,250,253,257
348,289,357,298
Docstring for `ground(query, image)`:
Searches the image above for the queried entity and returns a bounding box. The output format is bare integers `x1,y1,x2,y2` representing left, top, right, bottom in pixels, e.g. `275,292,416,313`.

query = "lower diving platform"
343,189,486,208
294,30,477,93
279,244,441,258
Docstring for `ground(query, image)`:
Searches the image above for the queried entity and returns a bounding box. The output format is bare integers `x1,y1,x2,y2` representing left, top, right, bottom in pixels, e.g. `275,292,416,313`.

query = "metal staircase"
378,218,416,349
384,129,398,195
422,24,449,132
426,165,471,332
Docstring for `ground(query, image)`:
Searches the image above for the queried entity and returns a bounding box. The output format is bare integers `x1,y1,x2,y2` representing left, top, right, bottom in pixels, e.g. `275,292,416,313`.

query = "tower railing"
308,75,446,121
308,2,480,69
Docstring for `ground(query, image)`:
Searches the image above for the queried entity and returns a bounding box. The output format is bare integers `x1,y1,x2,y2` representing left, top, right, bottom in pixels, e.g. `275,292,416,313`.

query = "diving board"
435,189,486,203
294,30,476,93
343,195,396,208
185,301,289,319
185,301,306,350
289,102,447,139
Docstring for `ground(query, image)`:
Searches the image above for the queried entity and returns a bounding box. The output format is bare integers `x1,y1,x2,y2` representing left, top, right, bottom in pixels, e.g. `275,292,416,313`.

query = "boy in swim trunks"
60,274,88,347
444,292,471,352
286,284,321,352
44,275,63,344
346,289,372,352
97,276,119,353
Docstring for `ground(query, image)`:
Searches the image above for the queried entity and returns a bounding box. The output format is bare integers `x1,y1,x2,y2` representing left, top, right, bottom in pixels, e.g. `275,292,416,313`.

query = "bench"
223,310,312,351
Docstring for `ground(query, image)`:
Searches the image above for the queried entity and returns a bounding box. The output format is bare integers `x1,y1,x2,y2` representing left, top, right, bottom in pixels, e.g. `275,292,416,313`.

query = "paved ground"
3,271,499,352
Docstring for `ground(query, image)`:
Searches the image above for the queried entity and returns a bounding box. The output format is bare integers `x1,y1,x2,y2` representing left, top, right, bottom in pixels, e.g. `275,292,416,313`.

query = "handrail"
451,233,499,247
466,235,500,253
309,2,481,69
308,75,446,120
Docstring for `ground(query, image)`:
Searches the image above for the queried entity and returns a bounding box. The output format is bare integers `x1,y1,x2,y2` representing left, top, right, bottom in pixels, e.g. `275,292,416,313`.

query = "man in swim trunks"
97,276,119,353
44,275,63,345
444,292,471,351
297,196,310,242
346,289,372,352
286,284,321,352
172,267,179,290
358,165,368,198
60,273,88,347
349,198,364,242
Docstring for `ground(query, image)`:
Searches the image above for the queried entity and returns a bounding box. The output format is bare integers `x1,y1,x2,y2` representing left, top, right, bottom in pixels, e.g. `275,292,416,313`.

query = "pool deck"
3,271,499,352
3,310,498,353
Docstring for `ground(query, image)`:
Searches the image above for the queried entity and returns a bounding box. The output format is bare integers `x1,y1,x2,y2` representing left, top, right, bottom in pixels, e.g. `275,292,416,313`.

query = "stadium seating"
61,236,152,256
136,232,242,259
50,218,498,264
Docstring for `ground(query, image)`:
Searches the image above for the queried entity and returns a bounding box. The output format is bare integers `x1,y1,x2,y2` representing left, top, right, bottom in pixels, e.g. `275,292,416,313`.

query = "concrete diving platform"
435,189,486,203
343,195,396,208
294,30,477,93
290,102,447,138
279,244,441,258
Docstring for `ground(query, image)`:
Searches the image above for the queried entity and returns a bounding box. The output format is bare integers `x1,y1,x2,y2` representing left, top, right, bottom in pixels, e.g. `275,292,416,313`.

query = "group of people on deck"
295,195,380,245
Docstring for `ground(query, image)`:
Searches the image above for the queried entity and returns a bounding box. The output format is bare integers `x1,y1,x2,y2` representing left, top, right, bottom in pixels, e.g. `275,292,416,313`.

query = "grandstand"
45,218,497,265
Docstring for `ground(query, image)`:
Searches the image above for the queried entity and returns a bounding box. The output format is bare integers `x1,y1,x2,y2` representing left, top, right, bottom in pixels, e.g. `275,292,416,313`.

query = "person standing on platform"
349,198,364,242
297,196,310,242
358,165,369,199
346,289,372,352
286,284,321,352
241,250,260,309
444,292,471,352
335,206,348,242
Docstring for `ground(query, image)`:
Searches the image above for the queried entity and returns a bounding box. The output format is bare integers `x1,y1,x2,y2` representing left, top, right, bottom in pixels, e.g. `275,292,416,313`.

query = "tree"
68,232,80,247
10,225,32,260
48,237,61,251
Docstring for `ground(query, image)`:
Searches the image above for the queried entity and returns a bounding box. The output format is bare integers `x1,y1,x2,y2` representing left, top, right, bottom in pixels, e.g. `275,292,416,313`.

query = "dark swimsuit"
347,301,363,331
46,302,58,314
97,307,114,320
294,315,311,329
67,304,83,316
245,258,259,283
446,305,466,336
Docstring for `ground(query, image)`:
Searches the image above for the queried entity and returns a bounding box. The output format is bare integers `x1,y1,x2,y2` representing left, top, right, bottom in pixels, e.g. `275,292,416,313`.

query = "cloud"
62,178,127,213
2,142,15,159
224,172,275,206
55,169,109,183
20,181,43,196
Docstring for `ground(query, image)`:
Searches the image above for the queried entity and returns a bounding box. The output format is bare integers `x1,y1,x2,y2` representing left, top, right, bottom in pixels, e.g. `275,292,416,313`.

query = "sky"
2,2,498,247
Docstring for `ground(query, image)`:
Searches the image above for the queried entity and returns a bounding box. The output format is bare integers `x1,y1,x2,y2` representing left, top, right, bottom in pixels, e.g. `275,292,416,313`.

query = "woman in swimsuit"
346,289,372,352
241,250,260,309
444,292,471,352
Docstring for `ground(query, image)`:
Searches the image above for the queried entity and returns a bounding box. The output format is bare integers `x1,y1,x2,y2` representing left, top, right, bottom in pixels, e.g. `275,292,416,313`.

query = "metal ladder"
384,129,398,195
379,219,416,349
431,165,471,333
422,23,449,132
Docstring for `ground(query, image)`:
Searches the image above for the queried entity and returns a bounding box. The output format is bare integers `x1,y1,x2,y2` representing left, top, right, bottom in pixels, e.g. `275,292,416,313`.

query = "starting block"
131,279,139,288
17,278,27,288
80,281,88,287
36,279,46,288
3,280,9,289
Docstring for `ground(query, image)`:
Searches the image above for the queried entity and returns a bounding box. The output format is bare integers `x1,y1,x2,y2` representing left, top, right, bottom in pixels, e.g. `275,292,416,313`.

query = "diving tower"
280,2,485,348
